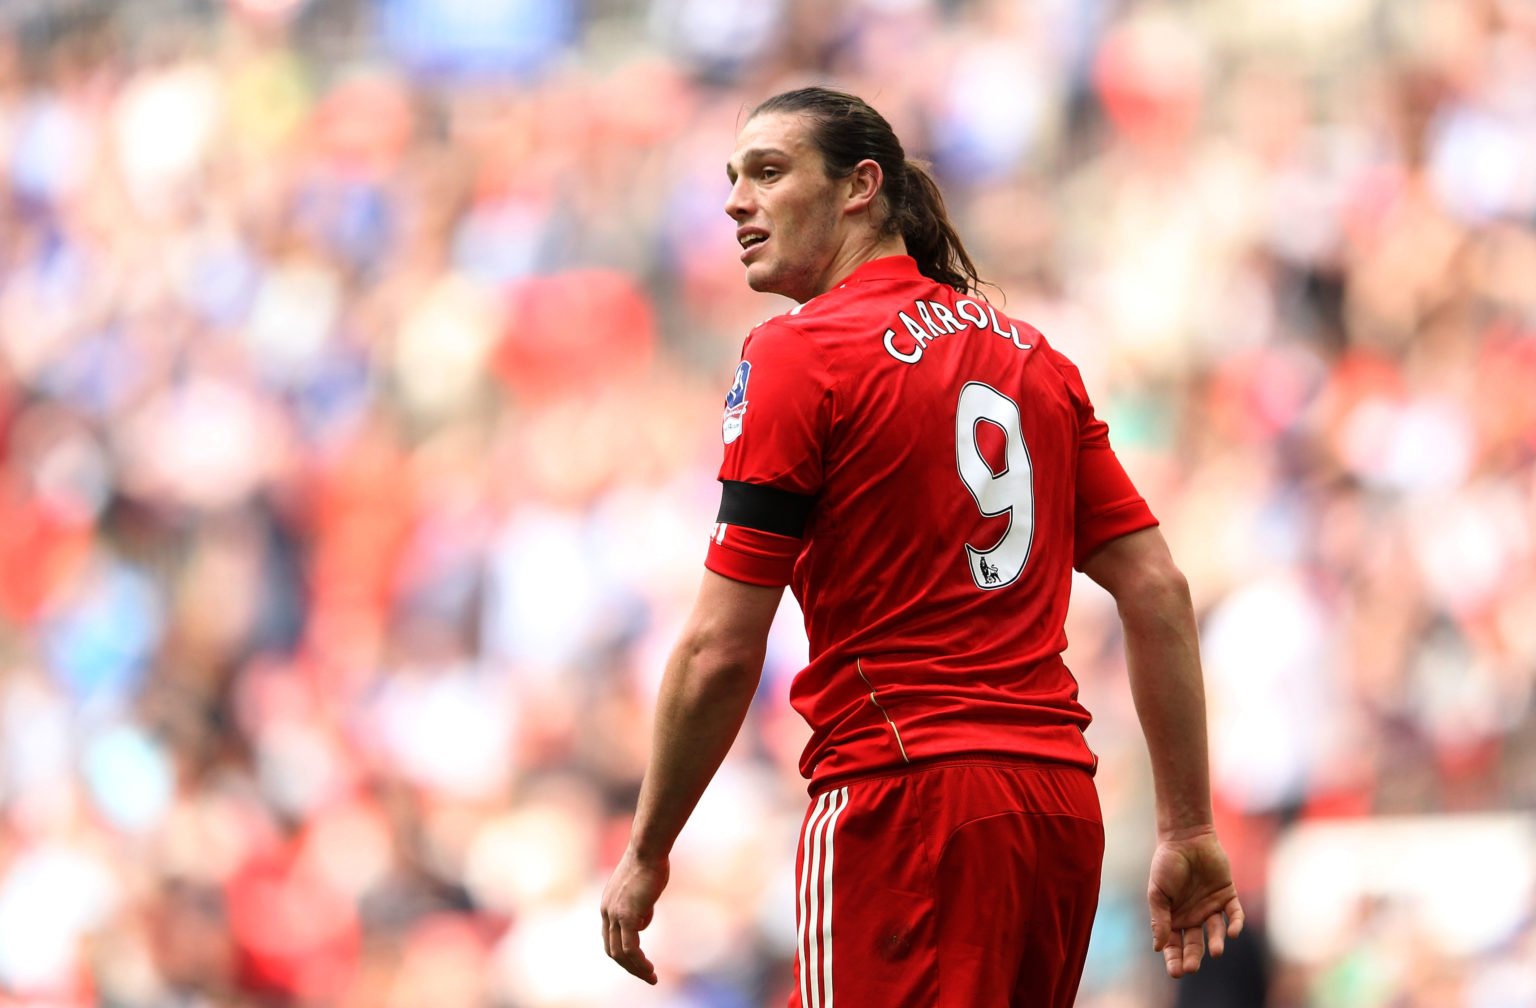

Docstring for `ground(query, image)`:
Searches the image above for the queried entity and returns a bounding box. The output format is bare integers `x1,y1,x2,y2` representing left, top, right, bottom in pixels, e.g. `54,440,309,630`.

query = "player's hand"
1147,827,1244,979
601,848,670,985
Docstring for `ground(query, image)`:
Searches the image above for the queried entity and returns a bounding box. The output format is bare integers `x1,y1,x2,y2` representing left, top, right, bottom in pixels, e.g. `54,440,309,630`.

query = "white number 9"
955,382,1034,590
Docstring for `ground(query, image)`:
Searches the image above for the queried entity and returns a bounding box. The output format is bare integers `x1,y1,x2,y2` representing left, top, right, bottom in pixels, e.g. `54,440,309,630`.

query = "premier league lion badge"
722,361,750,444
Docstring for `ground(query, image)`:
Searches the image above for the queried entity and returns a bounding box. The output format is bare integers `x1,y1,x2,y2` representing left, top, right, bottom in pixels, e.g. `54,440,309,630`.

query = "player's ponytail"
749,87,985,295
893,159,981,295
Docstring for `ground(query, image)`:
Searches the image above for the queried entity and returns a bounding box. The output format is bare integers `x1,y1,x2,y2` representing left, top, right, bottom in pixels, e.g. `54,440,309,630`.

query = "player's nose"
724,176,753,220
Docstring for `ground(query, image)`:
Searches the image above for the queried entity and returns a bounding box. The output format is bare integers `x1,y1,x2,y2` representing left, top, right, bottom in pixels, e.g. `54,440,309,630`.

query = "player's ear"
845,159,884,216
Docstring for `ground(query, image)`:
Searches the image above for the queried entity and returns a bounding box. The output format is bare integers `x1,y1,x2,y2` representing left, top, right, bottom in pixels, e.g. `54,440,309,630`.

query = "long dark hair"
750,87,984,295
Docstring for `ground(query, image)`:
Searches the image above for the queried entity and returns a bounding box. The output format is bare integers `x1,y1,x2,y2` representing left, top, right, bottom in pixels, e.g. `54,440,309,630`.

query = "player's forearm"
627,636,764,862
1117,571,1216,838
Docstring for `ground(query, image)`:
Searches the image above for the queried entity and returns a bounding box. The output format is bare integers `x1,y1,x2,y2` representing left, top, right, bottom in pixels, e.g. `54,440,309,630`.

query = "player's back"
714,256,1154,787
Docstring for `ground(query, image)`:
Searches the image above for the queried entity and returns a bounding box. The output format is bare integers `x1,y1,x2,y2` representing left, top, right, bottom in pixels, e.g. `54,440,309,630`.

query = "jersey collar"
835,255,923,288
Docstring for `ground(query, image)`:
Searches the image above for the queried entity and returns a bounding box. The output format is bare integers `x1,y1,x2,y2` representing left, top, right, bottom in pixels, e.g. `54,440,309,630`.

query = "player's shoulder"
1028,334,1099,405
1027,331,1076,375
742,298,850,364
749,290,844,333
747,303,809,336
755,280,910,364
744,310,818,355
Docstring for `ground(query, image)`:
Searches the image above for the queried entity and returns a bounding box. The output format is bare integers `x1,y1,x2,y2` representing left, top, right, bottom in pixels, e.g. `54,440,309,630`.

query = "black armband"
716,479,816,538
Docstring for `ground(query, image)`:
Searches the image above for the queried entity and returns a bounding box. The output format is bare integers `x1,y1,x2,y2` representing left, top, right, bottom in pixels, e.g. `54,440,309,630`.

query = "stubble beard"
746,259,807,302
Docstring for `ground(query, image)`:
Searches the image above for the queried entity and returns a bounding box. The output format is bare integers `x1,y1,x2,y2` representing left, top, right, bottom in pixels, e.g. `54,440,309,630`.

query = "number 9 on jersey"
955,382,1035,590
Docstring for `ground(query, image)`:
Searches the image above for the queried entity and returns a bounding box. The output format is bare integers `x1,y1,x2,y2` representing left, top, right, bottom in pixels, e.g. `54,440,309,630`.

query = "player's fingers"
1225,894,1246,938
1162,931,1183,978
1181,922,1205,976
1148,891,1173,951
610,920,629,967
605,912,636,978
1204,911,1225,959
618,921,657,985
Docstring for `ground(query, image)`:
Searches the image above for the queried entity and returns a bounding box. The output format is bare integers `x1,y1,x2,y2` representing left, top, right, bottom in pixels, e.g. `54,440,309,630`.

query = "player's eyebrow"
726,147,789,182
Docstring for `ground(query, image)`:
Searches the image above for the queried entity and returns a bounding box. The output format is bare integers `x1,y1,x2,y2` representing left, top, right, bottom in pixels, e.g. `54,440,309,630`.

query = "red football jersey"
706,256,1156,789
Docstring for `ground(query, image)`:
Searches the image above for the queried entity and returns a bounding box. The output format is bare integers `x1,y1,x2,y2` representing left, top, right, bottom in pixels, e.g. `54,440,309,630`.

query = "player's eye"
759,166,781,181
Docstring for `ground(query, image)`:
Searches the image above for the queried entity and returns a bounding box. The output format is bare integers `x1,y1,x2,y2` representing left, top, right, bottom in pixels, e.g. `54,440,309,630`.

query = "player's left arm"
601,569,784,984
1082,528,1243,979
1057,344,1241,977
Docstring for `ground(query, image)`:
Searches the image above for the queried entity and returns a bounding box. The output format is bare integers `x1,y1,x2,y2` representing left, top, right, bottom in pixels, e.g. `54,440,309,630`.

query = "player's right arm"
1080,527,1243,979
602,570,784,984
604,321,823,985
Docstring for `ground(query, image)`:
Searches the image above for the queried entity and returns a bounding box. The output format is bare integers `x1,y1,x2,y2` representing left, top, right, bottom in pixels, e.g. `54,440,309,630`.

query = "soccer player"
601,87,1243,1006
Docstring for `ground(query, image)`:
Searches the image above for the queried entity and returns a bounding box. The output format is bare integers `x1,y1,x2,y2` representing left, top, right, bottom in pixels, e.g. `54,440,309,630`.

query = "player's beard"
745,223,838,303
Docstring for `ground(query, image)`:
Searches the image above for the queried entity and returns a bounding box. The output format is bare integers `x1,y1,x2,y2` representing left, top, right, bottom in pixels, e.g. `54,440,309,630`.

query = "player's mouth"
738,229,769,263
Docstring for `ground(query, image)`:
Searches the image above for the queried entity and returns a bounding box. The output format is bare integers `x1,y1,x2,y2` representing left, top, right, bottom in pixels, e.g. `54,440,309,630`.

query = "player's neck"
804,232,908,302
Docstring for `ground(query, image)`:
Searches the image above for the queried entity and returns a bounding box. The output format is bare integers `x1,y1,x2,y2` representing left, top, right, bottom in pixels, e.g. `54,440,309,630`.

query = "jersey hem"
1074,510,1159,570
704,525,800,586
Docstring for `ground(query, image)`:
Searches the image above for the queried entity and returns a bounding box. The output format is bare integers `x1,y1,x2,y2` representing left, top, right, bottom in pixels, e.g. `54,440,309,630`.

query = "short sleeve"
705,321,831,586
716,321,832,496
1048,348,1158,569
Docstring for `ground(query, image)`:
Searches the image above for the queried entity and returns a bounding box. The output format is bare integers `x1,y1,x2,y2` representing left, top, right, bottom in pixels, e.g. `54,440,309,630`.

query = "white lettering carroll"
881,297,1033,366
884,326,923,363
913,300,947,338
898,310,930,349
955,299,989,329
986,303,1033,350
927,300,961,334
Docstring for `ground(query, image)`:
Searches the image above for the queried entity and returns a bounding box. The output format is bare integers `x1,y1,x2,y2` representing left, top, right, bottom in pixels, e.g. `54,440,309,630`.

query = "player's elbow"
680,636,761,679
672,627,766,696
1116,553,1192,619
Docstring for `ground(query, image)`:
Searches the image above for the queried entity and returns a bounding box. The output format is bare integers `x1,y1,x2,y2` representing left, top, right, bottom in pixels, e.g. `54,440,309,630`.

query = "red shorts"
790,759,1103,1008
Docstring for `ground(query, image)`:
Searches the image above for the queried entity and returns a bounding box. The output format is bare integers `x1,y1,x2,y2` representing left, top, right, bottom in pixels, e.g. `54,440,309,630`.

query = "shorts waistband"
808,753,1093,796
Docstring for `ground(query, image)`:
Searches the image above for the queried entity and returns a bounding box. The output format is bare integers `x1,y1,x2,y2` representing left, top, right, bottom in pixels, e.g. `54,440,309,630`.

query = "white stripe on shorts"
798,786,849,1008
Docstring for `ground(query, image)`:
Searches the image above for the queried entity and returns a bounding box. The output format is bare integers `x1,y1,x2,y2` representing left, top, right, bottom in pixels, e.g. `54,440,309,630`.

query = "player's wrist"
626,835,673,866
1156,822,1217,844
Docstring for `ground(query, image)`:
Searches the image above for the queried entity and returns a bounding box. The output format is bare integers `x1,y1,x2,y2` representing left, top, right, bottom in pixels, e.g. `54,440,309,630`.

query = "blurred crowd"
0,0,1533,1005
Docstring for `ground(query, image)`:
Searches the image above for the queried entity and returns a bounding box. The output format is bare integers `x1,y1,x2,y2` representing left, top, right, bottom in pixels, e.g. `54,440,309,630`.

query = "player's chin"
744,264,803,301
743,263,776,293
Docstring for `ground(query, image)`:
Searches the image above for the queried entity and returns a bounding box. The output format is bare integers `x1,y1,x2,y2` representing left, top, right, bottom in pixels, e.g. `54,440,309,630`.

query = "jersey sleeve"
704,321,833,587
1047,347,1159,569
